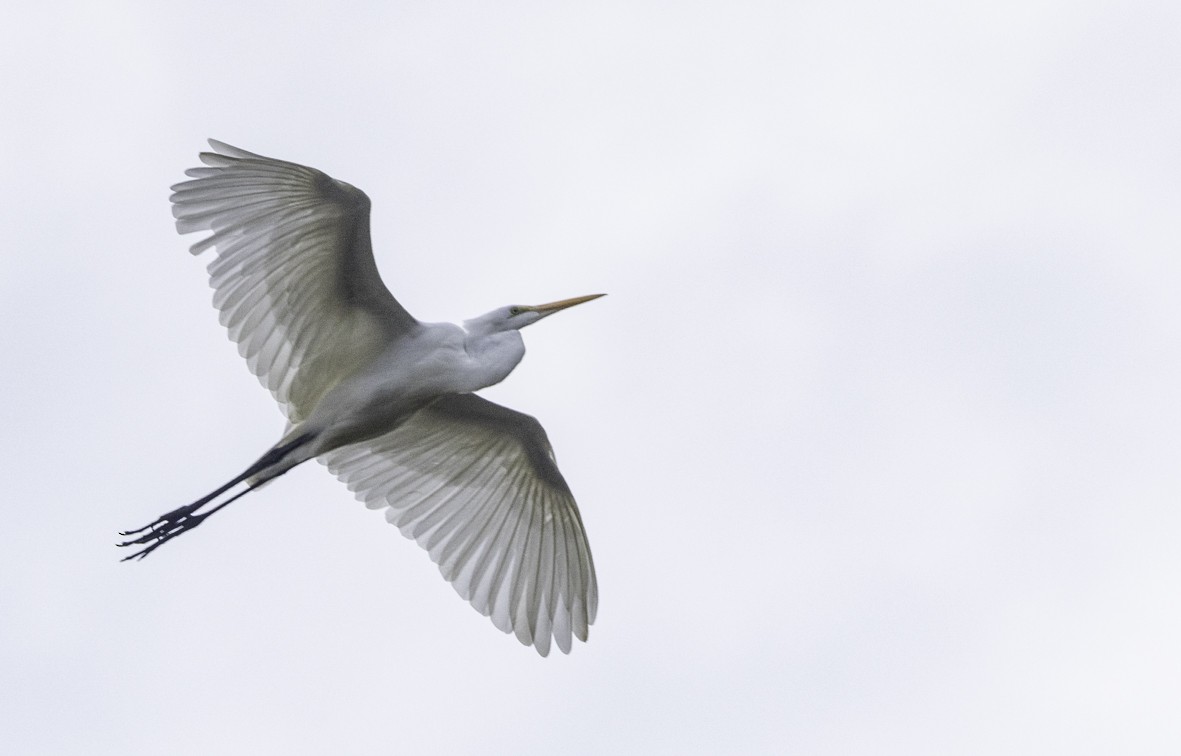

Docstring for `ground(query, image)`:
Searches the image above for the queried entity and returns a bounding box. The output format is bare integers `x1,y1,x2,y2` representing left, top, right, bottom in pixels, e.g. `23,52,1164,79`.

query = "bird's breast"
298,327,525,454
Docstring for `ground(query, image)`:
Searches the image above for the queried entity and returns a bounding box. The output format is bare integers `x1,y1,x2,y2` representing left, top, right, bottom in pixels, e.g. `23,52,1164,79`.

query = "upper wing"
170,140,419,424
320,393,599,656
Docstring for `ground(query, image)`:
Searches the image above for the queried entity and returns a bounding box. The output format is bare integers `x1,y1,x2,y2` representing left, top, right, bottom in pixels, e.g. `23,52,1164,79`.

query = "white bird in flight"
120,140,603,656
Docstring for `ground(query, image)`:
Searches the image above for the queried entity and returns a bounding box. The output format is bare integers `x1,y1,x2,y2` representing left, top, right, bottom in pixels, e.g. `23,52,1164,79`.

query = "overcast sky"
2,1,1179,754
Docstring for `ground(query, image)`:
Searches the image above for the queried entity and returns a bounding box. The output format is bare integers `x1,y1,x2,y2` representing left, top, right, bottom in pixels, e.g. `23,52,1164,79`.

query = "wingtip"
204,139,264,160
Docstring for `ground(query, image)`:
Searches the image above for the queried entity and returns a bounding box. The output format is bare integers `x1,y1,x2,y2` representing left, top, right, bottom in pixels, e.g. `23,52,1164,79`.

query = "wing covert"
320,394,599,656
170,140,418,423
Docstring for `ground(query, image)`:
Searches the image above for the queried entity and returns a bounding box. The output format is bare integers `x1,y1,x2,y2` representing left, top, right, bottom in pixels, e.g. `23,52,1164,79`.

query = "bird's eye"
509,306,522,316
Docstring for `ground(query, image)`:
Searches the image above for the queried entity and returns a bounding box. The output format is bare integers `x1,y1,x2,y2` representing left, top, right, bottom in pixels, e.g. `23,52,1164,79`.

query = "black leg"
118,432,313,561
117,484,257,560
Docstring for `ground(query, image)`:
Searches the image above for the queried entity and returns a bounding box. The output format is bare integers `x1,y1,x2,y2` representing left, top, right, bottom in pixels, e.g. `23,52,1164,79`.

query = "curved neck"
462,330,526,391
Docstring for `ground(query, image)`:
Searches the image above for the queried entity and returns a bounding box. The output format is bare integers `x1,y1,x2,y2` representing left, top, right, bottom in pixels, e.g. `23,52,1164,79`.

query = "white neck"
461,329,526,391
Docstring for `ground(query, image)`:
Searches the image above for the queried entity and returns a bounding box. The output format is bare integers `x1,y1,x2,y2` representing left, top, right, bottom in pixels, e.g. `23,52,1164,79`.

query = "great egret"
120,140,603,656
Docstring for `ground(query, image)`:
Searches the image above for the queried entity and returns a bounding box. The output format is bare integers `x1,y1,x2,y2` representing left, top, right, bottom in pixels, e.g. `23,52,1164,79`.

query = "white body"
295,322,525,456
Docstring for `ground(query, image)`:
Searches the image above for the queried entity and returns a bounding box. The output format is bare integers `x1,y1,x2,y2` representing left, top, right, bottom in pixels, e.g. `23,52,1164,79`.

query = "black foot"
117,503,210,561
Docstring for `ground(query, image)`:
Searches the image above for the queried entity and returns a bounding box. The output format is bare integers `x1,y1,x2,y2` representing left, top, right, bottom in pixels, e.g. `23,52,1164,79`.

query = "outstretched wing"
321,394,599,656
170,140,419,424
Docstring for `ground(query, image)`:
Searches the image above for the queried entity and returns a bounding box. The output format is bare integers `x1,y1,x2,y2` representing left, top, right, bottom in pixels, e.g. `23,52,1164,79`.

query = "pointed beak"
529,293,606,319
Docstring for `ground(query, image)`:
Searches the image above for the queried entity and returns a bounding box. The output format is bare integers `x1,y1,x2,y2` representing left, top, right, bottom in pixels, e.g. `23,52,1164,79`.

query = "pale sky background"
2,1,1179,754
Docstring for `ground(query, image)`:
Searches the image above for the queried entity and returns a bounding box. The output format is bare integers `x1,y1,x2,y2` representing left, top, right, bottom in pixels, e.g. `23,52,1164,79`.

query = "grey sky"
2,1,1179,753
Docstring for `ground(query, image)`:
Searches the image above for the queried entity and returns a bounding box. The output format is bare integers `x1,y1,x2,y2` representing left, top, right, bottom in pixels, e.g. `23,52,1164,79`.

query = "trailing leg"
118,433,313,561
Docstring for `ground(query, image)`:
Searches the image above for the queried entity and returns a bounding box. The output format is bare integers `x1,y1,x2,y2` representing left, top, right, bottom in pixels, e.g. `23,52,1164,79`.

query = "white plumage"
120,140,602,656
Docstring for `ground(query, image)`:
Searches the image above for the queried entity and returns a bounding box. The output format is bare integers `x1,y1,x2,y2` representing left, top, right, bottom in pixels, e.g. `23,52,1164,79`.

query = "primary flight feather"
120,140,602,656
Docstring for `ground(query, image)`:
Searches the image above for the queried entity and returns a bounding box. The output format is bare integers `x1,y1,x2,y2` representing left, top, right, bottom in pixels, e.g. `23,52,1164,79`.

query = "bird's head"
466,293,606,335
